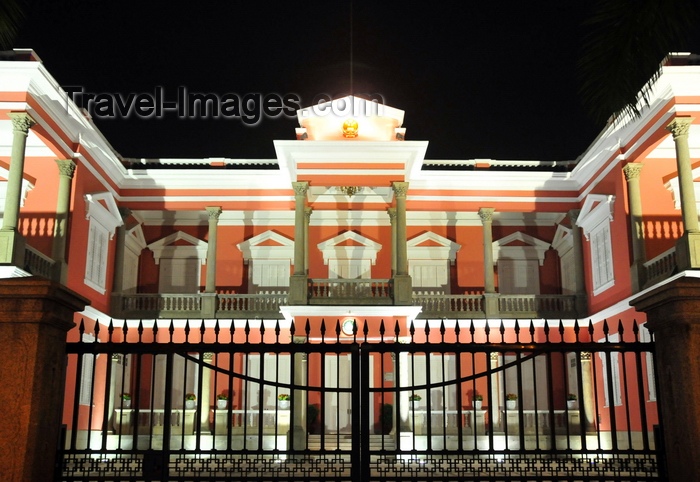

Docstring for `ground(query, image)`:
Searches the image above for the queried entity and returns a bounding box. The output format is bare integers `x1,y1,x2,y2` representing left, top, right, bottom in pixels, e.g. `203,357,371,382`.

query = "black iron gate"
58,318,665,481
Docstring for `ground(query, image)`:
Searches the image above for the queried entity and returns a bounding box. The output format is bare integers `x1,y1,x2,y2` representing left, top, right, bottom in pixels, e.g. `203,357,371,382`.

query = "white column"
622,163,646,291
205,207,222,293
667,118,698,232
2,113,35,232
51,159,77,283
387,208,397,276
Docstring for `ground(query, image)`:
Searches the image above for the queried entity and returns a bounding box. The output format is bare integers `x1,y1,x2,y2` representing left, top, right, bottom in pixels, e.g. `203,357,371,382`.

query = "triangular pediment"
147,231,208,264
576,194,615,236
551,224,573,256
317,231,382,265
492,232,550,266
84,192,123,238
407,232,461,264
237,230,295,263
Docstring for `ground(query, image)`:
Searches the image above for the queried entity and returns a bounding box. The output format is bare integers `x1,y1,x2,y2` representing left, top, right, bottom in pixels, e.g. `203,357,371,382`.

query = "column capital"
292,181,309,197
8,112,36,134
304,206,313,220
391,181,409,198
205,206,223,221
387,207,396,221
580,351,592,361
622,162,643,181
55,159,77,178
666,117,694,139
478,207,495,224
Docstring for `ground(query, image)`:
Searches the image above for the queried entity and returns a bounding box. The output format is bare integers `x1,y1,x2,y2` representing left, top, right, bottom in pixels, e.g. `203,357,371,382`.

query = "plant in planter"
377,403,393,434
120,393,132,408
473,393,483,409
505,393,518,409
409,393,422,405
567,393,578,409
216,393,228,409
278,393,290,409
307,403,321,434
185,393,197,409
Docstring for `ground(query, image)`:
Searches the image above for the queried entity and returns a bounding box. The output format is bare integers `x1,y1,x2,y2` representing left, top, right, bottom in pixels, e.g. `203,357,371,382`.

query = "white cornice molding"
237,230,295,263
147,231,208,264
84,192,123,238
407,232,461,264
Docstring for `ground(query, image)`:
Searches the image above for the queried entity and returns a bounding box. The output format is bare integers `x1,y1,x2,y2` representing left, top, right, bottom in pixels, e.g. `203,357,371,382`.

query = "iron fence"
58,318,663,482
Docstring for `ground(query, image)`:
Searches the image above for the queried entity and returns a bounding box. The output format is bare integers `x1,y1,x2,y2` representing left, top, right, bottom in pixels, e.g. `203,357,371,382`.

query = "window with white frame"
576,194,616,296
317,231,381,279
84,193,123,294
147,231,208,294
639,324,657,402
407,232,460,292
599,334,622,407
237,231,294,293
492,232,550,295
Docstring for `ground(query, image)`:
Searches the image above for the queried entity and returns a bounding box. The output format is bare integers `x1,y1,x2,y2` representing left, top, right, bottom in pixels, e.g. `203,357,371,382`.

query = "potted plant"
377,403,393,434
567,393,578,409
120,392,131,409
278,393,290,409
185,393,196,409
505,393,518,410
216,393,228,409
409,393,422,408
473,393,483,410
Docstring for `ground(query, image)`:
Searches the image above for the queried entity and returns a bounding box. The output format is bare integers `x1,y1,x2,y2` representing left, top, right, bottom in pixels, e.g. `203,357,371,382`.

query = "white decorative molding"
124,223,147,256
84,192,123,239
407,231,461,264
576,194,615,240
492,232,551,266
551,224,573,258
237,230,295,264
317,230,382,265
147,231,208,265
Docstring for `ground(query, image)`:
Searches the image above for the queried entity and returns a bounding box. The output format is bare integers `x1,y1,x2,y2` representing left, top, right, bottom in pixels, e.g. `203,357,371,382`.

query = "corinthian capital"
478,207,495,224
666,117,694,139
622,163,643,181
56,159,77,178
8,112,36,134
392,182,409,198
206,206,223,221
292,181,309,197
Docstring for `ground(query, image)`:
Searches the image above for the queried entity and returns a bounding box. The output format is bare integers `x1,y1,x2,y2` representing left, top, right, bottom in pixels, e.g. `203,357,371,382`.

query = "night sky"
11,1,698,162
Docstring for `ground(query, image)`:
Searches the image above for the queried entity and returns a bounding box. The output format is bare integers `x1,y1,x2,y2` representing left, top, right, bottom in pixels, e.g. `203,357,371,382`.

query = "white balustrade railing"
413,292,483,313
308,279,392,299
121,293,201,312
24,246,55,279
643,247,676,285
498,294,575,314
218,291,287,312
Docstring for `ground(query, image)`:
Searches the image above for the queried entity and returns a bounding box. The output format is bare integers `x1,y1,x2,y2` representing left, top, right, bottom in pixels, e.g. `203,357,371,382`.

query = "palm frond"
578,0,699,126
0,0,26,50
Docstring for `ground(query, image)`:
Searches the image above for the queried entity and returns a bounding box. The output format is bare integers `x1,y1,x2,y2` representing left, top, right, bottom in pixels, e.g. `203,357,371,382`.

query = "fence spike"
484,322,490,342
618,320,624,340
543,320,550,342
603,319,610,341
184,320,191,341
632,320,639,342
94,320,100,339
168,320,174,343
362,319,369,340
558,319,565,339
319,319,326,338
289,319,296,338
200,320,206,339
454,319,461,340
587,319,594,338
440,319,446,341
138,320,144,343
78,318,85,337
274,319,281,340
574,319,580,342
107,319,114,342
529,320,535,342
305,318,311,337
469,320,475,342
394,320,401,339
379,320,386,340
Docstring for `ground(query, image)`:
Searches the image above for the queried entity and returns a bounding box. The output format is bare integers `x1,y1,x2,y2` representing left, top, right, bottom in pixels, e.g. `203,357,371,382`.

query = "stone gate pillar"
0,277,88,482
630,276,700,482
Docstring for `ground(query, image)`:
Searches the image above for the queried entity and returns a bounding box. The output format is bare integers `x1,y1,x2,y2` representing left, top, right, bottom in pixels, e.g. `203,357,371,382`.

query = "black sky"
12,1,696,162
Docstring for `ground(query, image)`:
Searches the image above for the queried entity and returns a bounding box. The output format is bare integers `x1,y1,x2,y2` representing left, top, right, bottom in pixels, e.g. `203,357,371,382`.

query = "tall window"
576,194,616,296
83,193,123,294
147,231,208,293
